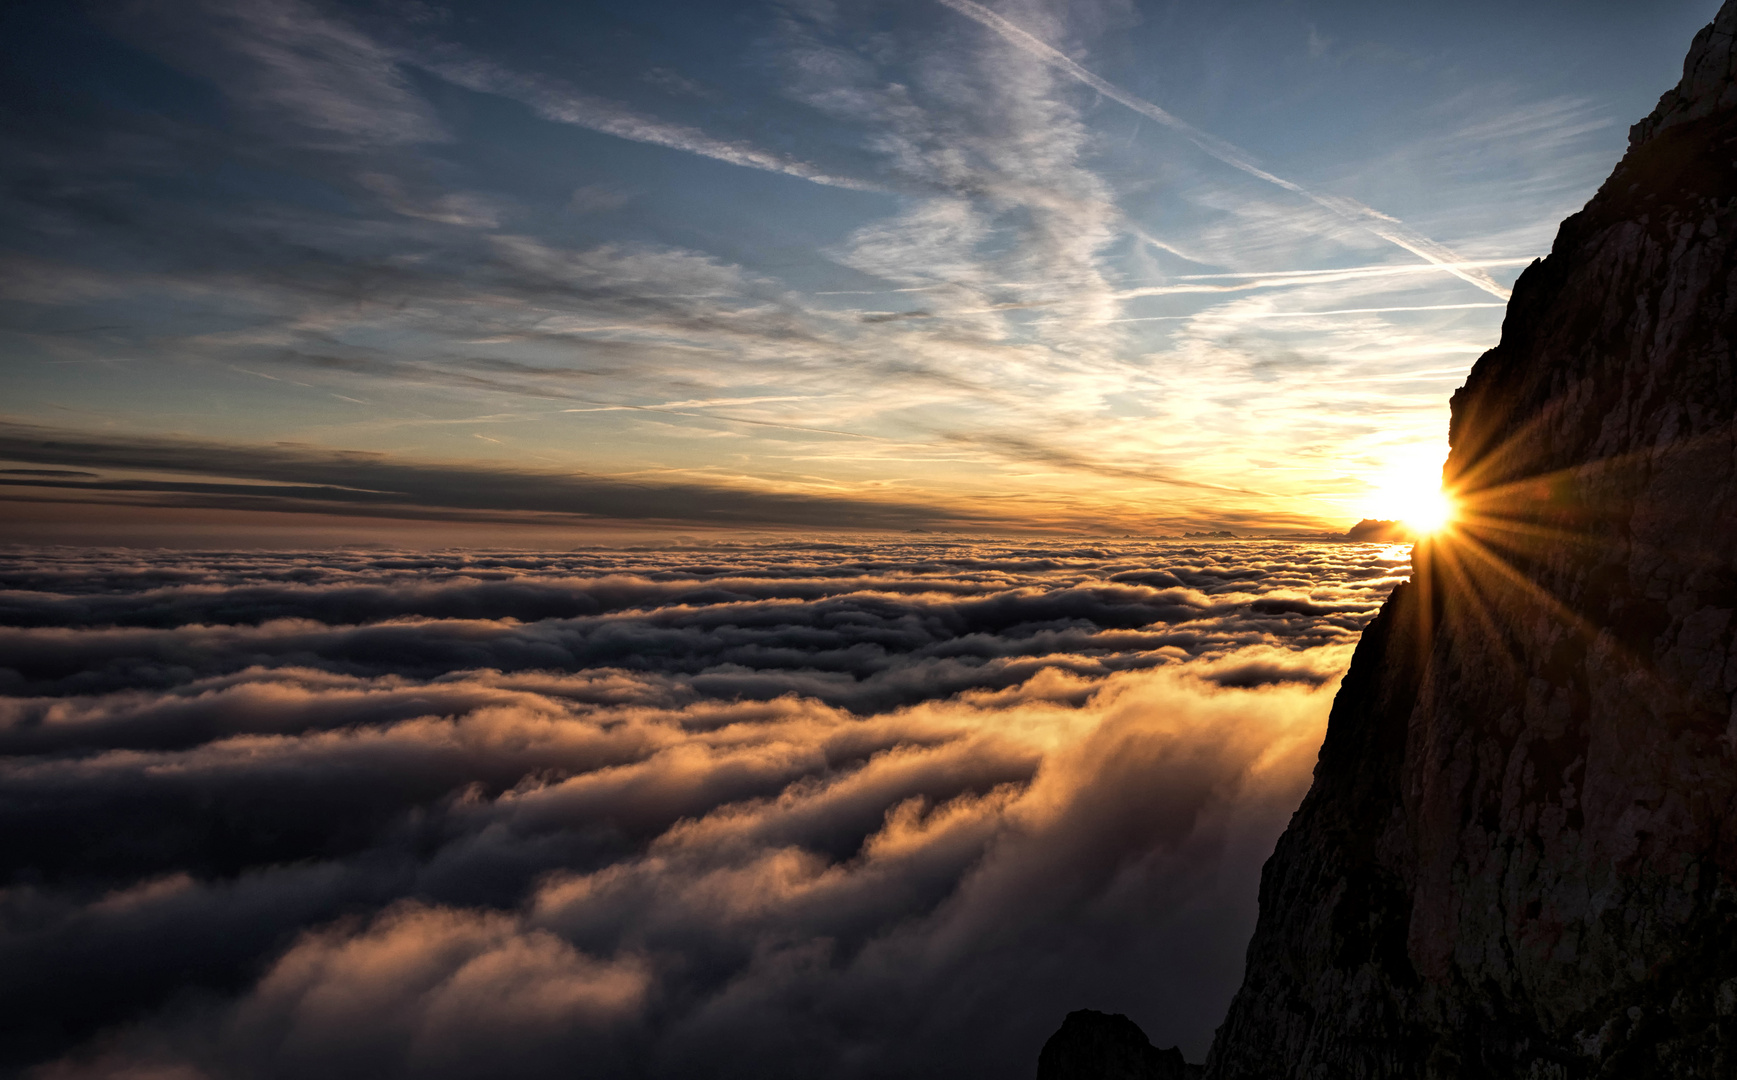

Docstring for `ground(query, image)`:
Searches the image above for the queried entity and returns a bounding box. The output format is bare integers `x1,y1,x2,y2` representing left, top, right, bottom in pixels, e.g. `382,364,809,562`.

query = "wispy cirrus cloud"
119,0,446,148
405,47,882,192
932,0,1513,299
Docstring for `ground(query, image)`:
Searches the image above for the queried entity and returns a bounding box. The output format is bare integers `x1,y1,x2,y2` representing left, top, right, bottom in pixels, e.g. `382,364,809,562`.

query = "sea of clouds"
0,538,1410,1079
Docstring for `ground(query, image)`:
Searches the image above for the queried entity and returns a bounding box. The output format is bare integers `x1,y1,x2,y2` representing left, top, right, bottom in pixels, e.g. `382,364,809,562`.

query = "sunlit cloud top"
0,0,1720,540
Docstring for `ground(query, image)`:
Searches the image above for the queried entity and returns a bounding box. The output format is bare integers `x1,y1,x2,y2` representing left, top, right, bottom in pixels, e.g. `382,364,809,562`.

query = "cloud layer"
0,421,986,535
0,539,1410,1077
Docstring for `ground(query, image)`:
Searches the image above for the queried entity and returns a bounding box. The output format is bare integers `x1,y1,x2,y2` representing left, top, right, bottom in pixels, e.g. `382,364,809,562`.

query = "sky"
0,538,1410,1076
0,0,1723,542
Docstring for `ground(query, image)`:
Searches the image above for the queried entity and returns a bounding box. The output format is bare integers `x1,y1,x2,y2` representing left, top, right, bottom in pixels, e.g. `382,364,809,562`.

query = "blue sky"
0,0,1722,539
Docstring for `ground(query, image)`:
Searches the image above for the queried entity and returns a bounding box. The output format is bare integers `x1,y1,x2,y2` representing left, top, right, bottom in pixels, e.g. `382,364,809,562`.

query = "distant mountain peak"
1342,518,1413,542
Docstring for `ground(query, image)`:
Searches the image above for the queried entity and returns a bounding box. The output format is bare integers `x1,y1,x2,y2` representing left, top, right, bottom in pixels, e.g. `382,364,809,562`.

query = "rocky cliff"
1198,3,1737,1077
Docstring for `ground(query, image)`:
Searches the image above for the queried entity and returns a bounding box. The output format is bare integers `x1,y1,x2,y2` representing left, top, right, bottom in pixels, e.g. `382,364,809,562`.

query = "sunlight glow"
1396,487,1455,534
1363,452,1456,535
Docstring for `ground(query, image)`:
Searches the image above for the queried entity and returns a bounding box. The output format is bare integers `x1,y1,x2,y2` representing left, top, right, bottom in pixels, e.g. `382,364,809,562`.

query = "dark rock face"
1203,3,1737,1077
1036,1010,1196,1080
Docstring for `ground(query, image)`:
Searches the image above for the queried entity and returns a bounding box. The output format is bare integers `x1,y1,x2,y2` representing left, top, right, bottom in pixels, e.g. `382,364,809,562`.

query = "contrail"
558,400,882,439
1104,302,1507,323
934,0,1512,300
1113,262,1511,298
1113,259,1533,298
411,49,880,193
1179,258,1534,281
1129,225,1212,266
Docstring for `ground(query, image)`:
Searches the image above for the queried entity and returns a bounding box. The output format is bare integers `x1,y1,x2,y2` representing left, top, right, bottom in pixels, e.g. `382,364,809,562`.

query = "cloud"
406,47,879,192
120,0,446,148
931,0,1512,299
941,431,1276,497
780,2,1126,338
32,903,651,1080
124,0,874,202
0,421,986,533
0,541,1412,1076
356,173,501,228
228,904,650,1074
0,468,100,479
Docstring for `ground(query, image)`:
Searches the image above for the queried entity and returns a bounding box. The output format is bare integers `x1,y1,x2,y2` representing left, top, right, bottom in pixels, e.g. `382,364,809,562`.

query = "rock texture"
1201,3,1737,1077
1036,1011,1197,1080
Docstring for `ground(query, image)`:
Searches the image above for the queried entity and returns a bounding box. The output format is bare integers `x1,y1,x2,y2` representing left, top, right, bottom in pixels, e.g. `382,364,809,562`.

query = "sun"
1394,486,1455,535
1362,452,1457,536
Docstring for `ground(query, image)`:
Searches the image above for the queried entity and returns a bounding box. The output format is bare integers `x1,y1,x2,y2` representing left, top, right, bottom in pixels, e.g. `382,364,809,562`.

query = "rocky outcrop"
1036,1011,1197,1080
1344,518,1413,542
1199,2,1737,1077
